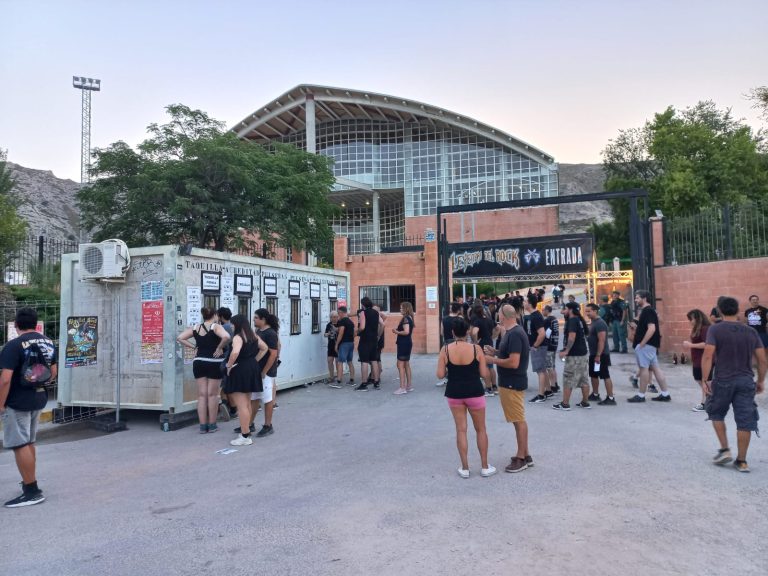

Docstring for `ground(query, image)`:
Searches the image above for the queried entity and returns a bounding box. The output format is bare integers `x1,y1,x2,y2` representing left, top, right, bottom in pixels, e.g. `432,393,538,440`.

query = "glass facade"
278,118,558,248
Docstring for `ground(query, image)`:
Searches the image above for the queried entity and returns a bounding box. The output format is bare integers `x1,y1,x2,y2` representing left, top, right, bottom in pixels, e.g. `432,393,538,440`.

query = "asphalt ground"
2,351,766,576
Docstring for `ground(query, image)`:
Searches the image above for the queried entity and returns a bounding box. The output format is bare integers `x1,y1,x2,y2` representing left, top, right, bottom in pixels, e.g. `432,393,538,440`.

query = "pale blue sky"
1,0,766,182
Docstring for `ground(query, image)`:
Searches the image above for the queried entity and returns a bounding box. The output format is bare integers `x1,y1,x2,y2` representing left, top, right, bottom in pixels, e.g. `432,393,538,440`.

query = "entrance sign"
450,234,594,279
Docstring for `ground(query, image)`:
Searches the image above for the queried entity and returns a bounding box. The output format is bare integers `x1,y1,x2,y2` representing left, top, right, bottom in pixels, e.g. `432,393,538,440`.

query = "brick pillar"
423,237,440,353
333,237,349,271
650,217,665,267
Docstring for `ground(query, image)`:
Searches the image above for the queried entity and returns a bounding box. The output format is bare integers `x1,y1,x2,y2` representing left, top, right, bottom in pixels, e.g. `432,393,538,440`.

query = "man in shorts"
628,290,671,403
0,308,57,507
542,305,560,393
484,304,532,473
702,296,766,472
585,303,615,405
355,297,380,391
524,294,552,403
335,306,356,386
554,302,591,410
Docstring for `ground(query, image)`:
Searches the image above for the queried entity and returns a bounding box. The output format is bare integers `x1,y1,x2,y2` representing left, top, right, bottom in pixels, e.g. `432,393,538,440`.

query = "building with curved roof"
233,85,559,253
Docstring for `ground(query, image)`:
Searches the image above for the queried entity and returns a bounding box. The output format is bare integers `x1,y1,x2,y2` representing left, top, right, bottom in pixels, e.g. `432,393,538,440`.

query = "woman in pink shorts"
437,317,495,478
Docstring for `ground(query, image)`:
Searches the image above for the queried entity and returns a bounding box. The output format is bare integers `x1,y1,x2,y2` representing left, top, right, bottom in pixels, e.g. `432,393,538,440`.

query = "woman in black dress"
393,301,415,395
225,314,268,446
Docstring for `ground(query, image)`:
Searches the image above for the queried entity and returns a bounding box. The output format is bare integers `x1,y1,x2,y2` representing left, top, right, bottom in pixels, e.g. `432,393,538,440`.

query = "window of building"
290,299,301,335
359,285,416,313
330,299,338,313
311,299,320,333
203,295,220,311
286,247,293,262
265,297,278,318
237,297,250,318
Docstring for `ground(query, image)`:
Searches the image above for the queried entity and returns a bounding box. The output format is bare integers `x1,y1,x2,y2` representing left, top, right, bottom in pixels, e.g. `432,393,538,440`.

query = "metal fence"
664,201,768,266
349,235,424,255
3,235,79,285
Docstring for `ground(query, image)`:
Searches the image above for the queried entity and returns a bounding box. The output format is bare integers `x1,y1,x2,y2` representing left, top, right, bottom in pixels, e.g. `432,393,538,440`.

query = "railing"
349,235,424,255
664,201,768,266
2,235,79,285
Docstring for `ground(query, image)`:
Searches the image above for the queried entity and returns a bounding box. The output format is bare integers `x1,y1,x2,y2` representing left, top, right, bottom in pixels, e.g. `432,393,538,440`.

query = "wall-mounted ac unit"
78,239,130,280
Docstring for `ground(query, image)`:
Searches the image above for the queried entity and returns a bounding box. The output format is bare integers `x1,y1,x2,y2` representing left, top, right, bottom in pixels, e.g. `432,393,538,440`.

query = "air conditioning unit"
78,239,130,280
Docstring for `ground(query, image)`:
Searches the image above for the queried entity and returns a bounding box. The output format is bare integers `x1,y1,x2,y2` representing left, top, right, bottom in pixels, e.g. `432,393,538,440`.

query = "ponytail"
254,308,280,331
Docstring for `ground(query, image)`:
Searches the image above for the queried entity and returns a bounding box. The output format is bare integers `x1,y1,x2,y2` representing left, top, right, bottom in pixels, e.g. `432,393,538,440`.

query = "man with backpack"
0,308,57,507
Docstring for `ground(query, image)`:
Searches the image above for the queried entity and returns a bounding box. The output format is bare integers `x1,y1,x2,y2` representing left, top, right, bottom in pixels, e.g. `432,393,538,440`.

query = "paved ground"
2,351,767,576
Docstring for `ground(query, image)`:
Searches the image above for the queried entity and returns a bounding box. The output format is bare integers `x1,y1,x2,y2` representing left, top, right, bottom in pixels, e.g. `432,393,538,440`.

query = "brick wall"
405,207,559,242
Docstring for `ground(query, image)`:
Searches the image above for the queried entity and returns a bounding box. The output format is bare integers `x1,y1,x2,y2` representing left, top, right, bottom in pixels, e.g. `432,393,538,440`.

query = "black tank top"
359,308,379,343
193,323,222,359
444,343,484,399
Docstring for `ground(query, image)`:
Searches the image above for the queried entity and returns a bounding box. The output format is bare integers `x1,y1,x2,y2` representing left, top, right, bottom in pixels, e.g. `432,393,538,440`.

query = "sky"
1,0,766,182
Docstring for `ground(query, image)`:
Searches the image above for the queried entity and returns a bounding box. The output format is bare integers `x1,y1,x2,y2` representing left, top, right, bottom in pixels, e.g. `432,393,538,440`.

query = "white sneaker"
481,465,497,477
436,380,446,387
457,468,470,479
230,435,253,446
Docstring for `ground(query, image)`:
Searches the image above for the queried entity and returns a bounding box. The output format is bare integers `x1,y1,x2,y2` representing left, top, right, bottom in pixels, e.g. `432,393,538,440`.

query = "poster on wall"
140,280,163,302
263,276,277,296
187,286,202,325
328,284,337,299
221,275,235,310
141,300,164,364
65,316,98,368
201,271,221,293
235,274,253,295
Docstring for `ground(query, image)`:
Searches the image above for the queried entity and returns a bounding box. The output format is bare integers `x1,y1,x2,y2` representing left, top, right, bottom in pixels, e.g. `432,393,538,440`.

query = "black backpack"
21,342,53,389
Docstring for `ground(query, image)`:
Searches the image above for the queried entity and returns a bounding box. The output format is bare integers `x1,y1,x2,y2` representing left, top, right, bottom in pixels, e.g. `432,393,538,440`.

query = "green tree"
0,150,29,277
594,101,768,259
77,104,338,254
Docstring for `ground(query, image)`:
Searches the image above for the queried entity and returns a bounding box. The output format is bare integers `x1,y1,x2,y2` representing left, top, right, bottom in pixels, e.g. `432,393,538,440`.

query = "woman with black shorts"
683,309,712,412
393,301,415,395
177,307,230,433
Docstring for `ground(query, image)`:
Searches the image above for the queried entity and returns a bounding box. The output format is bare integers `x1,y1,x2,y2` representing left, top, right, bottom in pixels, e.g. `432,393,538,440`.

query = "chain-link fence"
664,201,768,265
3,235,78,285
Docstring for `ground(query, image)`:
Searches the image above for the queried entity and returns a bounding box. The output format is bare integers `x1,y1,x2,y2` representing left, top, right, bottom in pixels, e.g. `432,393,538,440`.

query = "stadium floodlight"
72,76,101,183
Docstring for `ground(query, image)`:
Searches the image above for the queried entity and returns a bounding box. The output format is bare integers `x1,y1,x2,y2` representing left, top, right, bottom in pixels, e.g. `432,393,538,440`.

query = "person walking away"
610,291,629,353
355,297,380,391
682,309,712,411
437,317,494,478
438,303,462,387
585,303,615,405
324,312,340,388
628,290,671,403
334,307,356,387
484,304,532,473
177,307,230,433
524,295,553,403
744,294,768,349
226,315,268,446
251,309,280,437
0,308,57,507
542,305,560,394
393,302,415,394
470,303,497,396
217,307,238,418
702,296,766,472
554,302,591,410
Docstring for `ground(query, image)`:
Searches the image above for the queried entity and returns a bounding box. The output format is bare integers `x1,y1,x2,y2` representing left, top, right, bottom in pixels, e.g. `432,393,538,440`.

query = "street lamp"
72,76,101,183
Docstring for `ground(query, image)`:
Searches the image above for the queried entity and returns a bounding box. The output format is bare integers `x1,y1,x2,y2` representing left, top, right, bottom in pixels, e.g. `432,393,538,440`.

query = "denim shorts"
706,375,760,432
337,342,354,363
635,344,659,369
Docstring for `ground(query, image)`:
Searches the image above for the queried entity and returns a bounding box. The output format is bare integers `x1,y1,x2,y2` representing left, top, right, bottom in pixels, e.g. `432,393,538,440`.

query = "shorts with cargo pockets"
706,376,759,432
1,407,41,449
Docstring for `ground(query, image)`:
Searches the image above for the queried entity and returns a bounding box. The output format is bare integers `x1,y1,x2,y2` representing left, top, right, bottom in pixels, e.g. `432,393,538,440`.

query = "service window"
290,299,301,335
203,295,220,310
330,299,338,313
359,285,416,313
265,297,278,318
237,297,250,318
311,299,321,333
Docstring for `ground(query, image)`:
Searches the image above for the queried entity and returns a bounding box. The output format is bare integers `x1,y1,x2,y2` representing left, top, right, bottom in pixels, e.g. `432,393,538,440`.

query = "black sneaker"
529,394,546,403
713,448,732,465
552,402,571,411
373,381,380,390
651,394,671,402
598,397,617,406
354,383,369,392
551,384,560,393
228,406,238,418
627,395,646,403
648,384,659,393
4,491,45,508
576,401,591,409
525,455,534,467
733,459,750,473
256,425,274,438
544,390,554,399
234,423,256,434
328,381,342,389
588,393,601,401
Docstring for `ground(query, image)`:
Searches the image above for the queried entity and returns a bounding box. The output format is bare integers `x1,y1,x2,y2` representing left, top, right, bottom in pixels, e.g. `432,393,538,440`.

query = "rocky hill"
557,163,613,233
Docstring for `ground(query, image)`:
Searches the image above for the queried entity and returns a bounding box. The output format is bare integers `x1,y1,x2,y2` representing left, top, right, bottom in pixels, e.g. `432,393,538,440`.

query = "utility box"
58,245,349,414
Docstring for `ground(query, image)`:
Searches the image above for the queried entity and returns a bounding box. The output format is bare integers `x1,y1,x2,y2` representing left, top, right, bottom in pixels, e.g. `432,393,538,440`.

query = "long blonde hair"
400,301,414,318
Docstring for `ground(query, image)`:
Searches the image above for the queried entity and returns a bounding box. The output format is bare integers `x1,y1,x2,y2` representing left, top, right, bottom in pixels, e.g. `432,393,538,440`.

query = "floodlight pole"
72,76,101,183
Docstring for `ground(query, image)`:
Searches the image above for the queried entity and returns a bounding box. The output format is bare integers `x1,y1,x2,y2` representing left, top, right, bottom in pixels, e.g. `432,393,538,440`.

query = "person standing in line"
0,308,57,507
585,303,615,405
744,294,768,348
217,307,238,418
251,308,280,437
324,311,340,388
610,290,629,353
393,301,415,395
542,305,560,394
682,309,712,412
177,307,230,433
373,305,387,384
437,317,494,478
702,296,766,472
470,303,497,396
226,315,268,447
437,302,463,387
524,295,553,403
484,304,532,473
628,290,671,403
334,306,356,387
553,302,591,411
355,297,380,391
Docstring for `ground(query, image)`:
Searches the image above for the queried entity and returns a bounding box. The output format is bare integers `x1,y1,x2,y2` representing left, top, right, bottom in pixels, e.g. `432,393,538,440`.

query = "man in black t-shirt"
470,303,497,395
524,295,552,403
356,297,380,391
542,305,560,394
0,308,57,508
324,311,340,388
554,302,591,410
437,303,462,387
628,290,671,403
334,306,356,386
744,294,768,348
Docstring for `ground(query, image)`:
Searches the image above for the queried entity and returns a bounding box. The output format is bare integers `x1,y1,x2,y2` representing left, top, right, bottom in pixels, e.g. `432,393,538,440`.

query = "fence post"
723,204,733,259
38,235,45,265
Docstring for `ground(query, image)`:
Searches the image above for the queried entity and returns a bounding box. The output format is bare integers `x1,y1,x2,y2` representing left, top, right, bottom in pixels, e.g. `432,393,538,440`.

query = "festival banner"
65,316,98,368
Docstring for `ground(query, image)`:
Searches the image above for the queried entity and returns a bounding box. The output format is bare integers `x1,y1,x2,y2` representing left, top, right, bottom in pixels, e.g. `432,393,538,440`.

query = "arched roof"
232,84,556,165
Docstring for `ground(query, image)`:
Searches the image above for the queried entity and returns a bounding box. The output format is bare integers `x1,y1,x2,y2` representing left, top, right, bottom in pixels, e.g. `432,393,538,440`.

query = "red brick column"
423,238,440,353
650,217,665,267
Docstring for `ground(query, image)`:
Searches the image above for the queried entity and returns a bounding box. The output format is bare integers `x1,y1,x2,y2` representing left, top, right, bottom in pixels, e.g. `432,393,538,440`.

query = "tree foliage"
0,150,29,276
77,104,339,254
593,101,768,259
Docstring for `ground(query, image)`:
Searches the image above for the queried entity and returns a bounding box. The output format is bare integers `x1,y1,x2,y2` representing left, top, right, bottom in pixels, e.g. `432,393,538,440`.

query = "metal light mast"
72,76,101,183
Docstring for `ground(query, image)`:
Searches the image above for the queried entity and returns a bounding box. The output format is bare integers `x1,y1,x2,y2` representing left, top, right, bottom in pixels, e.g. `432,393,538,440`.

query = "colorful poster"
141,300,164,364
141,280,163,302
65,316,98,368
